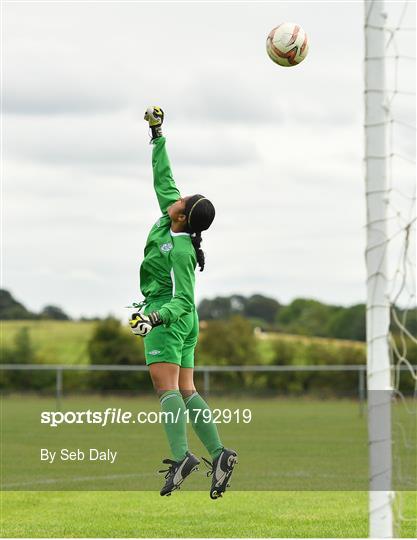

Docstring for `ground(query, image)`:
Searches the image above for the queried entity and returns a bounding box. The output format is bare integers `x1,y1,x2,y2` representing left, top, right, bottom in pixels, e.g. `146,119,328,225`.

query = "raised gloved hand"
129,310,163,337
144,106,164,141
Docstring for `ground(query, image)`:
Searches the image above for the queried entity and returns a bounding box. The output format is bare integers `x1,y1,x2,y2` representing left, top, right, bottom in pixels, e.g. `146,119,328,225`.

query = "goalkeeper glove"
129,310,163,337
144,106,164,140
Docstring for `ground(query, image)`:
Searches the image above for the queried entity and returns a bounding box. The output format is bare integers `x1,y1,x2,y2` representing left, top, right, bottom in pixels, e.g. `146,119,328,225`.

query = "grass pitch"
2,489,416,537
1,395,416,537
2,491,369,537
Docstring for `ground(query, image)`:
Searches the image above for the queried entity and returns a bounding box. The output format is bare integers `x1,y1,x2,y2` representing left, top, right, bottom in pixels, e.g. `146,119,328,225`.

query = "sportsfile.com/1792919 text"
40,408,252,428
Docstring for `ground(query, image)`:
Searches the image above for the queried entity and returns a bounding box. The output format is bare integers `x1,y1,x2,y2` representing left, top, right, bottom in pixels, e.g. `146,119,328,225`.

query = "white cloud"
3,1,415,318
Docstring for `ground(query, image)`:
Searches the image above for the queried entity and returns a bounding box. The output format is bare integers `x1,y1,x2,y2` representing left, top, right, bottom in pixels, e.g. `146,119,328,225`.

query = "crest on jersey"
160,242,173,253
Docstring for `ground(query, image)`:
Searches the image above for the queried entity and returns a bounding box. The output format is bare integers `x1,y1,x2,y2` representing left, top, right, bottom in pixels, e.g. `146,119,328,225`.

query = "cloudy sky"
3,1,415,319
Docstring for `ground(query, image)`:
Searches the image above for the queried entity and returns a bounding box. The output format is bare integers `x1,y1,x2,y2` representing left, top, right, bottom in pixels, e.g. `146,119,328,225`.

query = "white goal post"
364,0,416,537
364,0,393,537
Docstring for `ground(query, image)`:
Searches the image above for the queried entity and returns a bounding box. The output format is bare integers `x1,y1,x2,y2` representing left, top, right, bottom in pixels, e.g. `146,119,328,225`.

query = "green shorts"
143,299,199,368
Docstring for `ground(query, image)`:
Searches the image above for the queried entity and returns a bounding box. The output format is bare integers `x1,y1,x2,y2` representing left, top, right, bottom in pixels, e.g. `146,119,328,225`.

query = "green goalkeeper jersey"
139,137,197,326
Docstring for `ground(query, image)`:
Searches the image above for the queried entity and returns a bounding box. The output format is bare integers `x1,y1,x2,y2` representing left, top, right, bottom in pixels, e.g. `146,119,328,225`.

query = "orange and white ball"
266,22,309,67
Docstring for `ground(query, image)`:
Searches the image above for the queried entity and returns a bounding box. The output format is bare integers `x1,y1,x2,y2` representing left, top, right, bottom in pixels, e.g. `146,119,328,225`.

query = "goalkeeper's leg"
181,386,224,460
179,367,238,498
149,362,199,495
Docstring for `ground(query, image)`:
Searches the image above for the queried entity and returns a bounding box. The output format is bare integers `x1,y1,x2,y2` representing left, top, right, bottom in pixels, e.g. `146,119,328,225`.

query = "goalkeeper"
129,107,238,498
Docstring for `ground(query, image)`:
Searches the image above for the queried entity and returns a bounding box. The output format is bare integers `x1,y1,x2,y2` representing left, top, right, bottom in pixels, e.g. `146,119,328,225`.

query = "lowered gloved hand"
129,310,163,337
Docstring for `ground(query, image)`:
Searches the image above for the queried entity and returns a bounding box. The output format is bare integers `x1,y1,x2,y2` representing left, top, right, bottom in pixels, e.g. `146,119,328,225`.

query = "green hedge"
1,318,415,395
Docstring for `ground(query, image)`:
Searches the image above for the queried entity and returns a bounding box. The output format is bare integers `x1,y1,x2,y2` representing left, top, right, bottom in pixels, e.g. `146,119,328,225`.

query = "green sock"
184,392,223,460
159,390,188,462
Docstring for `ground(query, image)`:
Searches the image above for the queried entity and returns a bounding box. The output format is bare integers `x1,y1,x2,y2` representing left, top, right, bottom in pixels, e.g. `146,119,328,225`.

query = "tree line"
0,289,70,321
199,294,417,342
2,288,416,343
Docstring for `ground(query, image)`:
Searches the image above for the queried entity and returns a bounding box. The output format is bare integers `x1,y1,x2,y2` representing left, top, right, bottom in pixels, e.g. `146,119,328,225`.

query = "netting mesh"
365,0,416,536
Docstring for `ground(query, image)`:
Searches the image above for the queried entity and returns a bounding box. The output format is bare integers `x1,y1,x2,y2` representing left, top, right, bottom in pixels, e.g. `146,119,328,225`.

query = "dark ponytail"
185,194,215,272
190,232,205,271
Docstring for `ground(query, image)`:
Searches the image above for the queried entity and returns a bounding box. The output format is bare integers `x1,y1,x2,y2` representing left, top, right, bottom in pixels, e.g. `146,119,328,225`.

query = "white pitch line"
2,472,156,489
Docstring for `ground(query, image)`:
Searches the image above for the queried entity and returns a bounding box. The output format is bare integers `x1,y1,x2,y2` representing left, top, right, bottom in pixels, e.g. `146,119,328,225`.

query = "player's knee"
179,387,196,399
151,377,179,395
156,386,179,397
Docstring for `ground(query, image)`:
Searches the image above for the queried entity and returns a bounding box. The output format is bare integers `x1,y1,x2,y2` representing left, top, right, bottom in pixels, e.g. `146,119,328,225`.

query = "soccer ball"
266,22,309,67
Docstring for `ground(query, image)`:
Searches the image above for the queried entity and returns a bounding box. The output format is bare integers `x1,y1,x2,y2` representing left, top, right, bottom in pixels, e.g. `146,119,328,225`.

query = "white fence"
1,363,370,409
2,363,415,412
